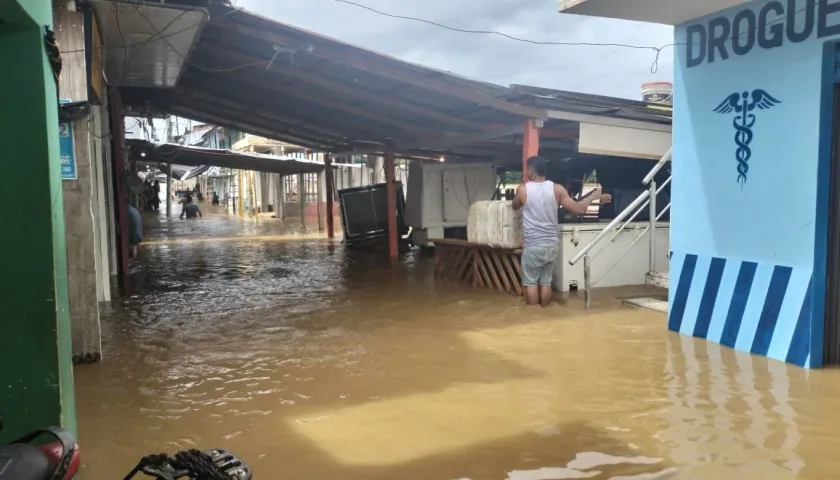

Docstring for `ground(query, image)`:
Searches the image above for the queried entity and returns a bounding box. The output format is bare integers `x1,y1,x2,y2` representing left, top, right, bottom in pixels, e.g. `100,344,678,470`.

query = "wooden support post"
317,170,324,231
385,147,398,259
109,90,130,293
325,154,335,239
522,119,540,181
298,172,306,227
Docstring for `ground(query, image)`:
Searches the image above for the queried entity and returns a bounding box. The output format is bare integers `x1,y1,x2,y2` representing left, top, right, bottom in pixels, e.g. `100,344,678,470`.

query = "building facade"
559,0,840,368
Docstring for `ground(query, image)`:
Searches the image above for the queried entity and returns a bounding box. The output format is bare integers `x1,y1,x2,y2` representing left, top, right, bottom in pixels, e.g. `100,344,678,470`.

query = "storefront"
559,0,840,368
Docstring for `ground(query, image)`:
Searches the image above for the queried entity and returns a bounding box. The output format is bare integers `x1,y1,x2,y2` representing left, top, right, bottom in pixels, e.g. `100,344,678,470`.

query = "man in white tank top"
513,156,611,307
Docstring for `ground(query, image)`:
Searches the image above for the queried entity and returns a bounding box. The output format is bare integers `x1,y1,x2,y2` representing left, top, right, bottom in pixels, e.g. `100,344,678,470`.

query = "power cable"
334,0,660,50
333,0,814,74
58,0,814,78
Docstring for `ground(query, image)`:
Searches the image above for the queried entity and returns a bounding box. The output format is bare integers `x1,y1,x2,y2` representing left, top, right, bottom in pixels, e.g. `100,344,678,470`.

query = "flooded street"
74,209,840,479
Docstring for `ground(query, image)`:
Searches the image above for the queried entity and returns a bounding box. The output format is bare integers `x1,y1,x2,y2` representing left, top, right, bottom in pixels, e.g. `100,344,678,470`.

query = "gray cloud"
235,0,674,100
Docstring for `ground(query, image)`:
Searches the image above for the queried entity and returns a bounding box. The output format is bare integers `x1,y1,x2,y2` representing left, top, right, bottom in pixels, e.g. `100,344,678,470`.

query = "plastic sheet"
467,200,523,248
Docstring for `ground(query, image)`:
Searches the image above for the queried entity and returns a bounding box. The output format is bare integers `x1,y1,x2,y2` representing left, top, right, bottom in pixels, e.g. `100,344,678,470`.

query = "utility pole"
165,116,173,218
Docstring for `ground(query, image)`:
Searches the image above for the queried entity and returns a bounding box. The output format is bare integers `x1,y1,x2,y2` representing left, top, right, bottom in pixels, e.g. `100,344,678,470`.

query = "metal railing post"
649,179,657,273
583,254,591,310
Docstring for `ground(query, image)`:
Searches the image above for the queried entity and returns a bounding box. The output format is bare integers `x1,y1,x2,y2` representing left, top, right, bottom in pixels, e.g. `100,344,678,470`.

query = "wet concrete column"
55,0,102,363
93,102,112,303
260,173,270,213
0,0,77,442
276,174,285,219
63,109,102,363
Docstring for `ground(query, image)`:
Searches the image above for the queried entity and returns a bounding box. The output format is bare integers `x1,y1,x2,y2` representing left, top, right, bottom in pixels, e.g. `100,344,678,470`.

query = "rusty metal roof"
117,1,545,160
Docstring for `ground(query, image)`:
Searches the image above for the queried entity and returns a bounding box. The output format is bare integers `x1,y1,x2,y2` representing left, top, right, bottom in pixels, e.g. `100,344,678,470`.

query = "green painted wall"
0,0,77,442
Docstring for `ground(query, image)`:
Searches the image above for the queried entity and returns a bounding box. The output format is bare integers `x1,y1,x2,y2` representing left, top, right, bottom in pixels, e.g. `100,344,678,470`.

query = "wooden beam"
225,21,548,120
195,47,485,131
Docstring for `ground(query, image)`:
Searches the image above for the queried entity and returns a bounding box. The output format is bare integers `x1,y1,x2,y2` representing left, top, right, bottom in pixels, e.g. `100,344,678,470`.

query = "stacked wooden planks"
431,238,523,296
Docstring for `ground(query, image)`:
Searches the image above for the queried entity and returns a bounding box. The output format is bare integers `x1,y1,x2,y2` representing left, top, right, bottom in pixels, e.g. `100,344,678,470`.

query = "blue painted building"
558,0,840,368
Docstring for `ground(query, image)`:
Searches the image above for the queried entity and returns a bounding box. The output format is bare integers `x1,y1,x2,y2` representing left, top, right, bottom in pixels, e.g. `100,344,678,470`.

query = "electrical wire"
334,0,814,74
59,0,815,79
114,2,129,86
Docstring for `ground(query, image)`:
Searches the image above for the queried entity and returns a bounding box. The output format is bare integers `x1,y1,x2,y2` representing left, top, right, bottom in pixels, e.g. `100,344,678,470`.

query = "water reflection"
660,335,805,478
73,210,840,479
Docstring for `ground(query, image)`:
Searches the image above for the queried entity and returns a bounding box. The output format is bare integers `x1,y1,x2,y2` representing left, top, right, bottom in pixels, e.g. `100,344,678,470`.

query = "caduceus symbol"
713,89,781,186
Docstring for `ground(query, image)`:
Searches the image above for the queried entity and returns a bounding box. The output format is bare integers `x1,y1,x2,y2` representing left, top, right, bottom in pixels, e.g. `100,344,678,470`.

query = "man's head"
526,156,549,181
185,194,193,203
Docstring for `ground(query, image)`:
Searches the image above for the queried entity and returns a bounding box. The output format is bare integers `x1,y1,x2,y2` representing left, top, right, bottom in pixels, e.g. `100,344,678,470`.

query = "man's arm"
555,184,600,216
197,207,203,218
512,184,526,211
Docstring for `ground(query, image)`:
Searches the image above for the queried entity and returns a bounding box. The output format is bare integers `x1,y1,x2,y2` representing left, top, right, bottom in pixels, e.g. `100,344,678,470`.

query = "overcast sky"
234,0,673,100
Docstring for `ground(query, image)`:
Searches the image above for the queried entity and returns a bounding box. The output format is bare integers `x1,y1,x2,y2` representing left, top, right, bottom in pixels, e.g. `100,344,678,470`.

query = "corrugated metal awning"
127,138,324,175
91,0,207,88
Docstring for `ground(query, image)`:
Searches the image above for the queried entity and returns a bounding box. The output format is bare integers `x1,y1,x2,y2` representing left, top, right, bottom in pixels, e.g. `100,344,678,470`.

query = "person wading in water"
180,194,203,220
513,156,612,307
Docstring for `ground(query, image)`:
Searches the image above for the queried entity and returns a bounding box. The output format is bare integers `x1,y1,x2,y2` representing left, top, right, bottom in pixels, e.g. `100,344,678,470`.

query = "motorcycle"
0,427,80,480
0,425,251,480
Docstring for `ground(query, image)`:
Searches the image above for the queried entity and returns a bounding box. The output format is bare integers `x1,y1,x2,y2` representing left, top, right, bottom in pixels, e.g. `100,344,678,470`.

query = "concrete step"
624,297,668,313
625,271,669,313
645,271,669,289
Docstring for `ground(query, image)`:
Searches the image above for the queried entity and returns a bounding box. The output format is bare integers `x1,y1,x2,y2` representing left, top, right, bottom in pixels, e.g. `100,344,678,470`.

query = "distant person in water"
127,202,142,258
180,194,203,220
212,192,220,205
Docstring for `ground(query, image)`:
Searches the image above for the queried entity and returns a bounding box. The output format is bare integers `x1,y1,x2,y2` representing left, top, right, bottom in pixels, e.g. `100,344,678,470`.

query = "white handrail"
570,147,672,309
592,202,672,286
642,148,672,185
568,189,650,266
589,176,672,263
570,148,672,267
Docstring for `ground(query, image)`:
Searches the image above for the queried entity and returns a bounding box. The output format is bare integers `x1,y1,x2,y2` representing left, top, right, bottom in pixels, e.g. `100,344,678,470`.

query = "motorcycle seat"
0,444,51,480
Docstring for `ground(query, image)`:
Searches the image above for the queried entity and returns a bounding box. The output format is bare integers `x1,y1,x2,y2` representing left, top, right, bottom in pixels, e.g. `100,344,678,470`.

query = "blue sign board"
59,120,76,180
59,99,76,180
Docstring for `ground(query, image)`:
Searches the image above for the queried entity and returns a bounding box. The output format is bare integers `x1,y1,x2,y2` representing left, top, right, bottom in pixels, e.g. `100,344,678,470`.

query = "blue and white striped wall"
668,252,814,368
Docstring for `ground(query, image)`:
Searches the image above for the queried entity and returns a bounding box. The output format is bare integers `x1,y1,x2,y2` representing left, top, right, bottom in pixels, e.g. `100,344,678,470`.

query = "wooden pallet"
431,238,523,296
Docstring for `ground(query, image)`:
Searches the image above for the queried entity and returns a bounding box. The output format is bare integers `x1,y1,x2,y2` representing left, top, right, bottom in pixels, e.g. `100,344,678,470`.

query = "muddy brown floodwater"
74,209,840,479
